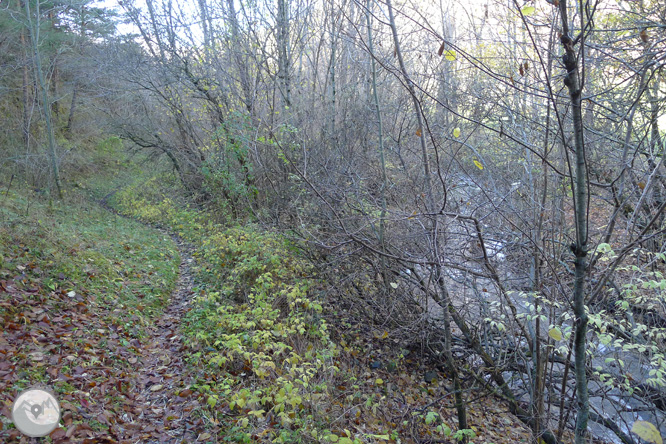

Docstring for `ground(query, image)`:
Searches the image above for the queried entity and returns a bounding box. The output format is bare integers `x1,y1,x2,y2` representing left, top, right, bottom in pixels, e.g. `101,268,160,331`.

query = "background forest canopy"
2,0,666,442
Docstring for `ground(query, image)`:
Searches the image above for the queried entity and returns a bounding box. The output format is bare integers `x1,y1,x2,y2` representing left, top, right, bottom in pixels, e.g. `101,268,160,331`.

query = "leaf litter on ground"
0,185,207,443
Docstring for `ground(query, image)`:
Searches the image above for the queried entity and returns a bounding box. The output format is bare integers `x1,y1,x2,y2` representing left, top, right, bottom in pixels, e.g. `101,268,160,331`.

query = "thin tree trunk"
145,0,166,62
532,24,557,441
21,27,31,150
227,0,254,120
64,81,78,137
49,10,59,121
329,10,337,143
197,0,211,54
386,0,467,435
559,0,589,441
366,0,388,284
276,0,291,107
24,0,62,199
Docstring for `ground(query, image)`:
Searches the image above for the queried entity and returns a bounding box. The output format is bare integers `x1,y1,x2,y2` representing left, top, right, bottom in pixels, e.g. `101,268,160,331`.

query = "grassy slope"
0,143,180,440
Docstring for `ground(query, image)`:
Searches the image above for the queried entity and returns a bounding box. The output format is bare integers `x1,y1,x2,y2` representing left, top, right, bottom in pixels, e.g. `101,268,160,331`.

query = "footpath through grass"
0,166,179,441
113,177,345,443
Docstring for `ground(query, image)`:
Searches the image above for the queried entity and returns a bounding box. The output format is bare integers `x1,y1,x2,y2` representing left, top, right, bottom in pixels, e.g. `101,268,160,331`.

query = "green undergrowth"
110,172,532,444
114,177,347,443
0,179,179,351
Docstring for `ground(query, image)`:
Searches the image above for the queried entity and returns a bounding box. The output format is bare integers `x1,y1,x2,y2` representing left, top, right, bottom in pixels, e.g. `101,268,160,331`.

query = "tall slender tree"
23,0,62,198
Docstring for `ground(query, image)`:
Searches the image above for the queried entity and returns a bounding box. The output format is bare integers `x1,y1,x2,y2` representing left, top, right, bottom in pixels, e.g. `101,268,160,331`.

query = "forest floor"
0,182,208,442
0,155,542,443
97,192,210,441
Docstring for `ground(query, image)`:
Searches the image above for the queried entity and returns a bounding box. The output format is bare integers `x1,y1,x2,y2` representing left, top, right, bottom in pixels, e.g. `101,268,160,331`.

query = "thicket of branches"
1,0,665,442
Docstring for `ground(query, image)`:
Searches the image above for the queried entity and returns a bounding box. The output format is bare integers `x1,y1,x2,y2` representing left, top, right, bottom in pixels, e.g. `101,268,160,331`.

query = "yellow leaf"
390,283,398,289
548,327,563,341
416,128,422,137
453,127,461,138
381,330,389,338
632,421,663,444
473,160,484,170
376,378,384,385
444,50,456,61
521,5,536,15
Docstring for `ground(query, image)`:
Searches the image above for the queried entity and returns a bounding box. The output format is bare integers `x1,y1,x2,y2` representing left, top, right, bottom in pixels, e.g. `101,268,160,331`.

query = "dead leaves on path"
0,249,206,443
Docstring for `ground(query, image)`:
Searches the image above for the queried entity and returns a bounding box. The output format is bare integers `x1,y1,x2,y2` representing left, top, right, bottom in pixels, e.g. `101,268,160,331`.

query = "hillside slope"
1,157,535,443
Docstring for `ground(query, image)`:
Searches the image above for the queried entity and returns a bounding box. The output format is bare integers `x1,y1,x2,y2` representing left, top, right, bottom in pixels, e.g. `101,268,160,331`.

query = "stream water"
414,242,666,443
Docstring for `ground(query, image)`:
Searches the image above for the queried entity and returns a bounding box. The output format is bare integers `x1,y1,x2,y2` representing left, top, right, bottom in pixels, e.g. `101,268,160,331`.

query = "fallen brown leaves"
0,238,206,443
319,323,536,444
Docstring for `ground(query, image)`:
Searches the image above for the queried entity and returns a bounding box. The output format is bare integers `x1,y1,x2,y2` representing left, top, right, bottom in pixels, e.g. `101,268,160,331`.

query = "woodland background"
1,0,666,442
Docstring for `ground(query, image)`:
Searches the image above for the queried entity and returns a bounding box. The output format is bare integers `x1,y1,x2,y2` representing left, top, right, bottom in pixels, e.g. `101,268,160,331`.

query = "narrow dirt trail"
97,193,208,443
115,233,206,443
0,193,211,443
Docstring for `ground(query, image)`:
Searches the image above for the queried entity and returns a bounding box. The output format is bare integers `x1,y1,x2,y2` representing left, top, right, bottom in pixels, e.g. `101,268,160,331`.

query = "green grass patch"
0,182,179,325
0,177,179,403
